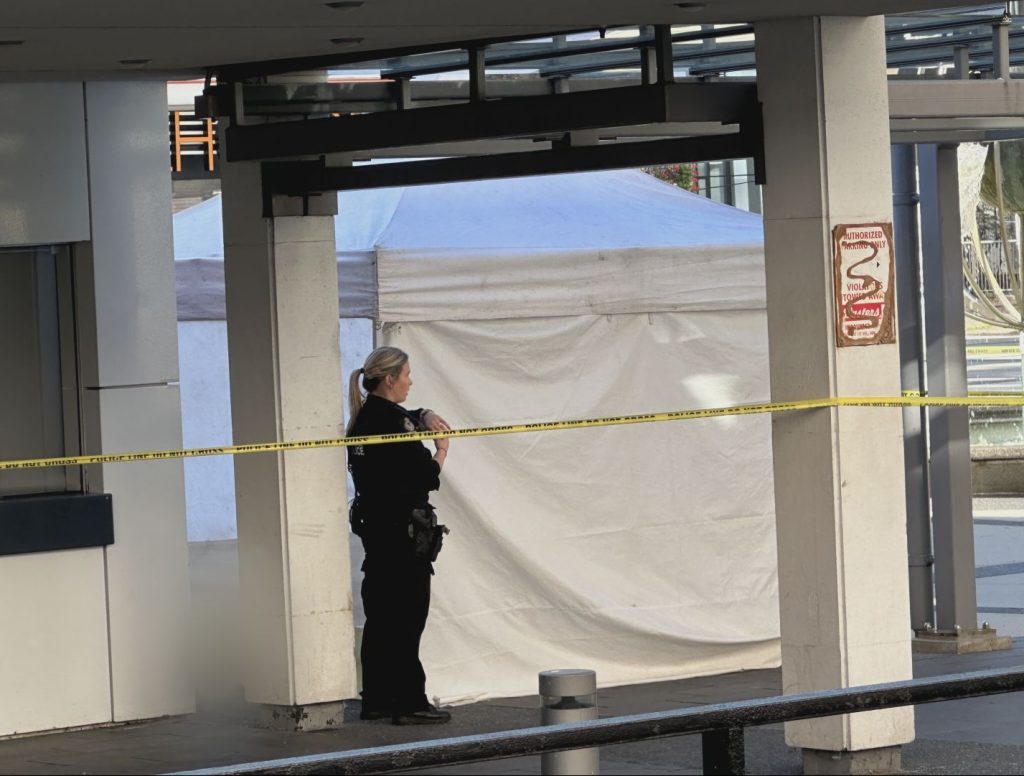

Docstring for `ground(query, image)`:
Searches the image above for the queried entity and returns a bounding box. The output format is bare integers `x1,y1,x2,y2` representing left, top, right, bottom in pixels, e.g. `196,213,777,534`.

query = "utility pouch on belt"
409,507,450,562
349,496,368,538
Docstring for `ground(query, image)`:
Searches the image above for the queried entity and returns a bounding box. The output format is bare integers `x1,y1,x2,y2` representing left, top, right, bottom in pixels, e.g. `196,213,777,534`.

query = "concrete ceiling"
0,1,996,79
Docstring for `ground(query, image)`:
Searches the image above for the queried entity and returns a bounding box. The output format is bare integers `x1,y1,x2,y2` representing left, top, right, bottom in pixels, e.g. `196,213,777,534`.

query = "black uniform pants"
360,560,432,714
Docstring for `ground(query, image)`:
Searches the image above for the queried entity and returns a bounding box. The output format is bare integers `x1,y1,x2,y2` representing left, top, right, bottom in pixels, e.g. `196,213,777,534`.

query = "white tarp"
174,171,764,321
173,169,779,702
382,313,778,703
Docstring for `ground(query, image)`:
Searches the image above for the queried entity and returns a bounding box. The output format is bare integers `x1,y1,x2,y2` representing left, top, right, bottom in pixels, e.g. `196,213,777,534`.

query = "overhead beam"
891,129,1024,143
219,77,1024,123
326,122,738,161
224,82,758,162
888,79,1024,118
202,77,654,117
202,77,757,118
890,116,1024,132
261,129,761,207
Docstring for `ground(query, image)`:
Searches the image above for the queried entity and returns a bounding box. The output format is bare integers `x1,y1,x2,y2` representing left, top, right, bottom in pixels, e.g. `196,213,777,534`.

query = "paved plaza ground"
2,496,1024,775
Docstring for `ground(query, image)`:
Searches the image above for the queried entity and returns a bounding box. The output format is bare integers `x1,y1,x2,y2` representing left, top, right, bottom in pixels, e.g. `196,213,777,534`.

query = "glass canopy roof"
321,4,1024,83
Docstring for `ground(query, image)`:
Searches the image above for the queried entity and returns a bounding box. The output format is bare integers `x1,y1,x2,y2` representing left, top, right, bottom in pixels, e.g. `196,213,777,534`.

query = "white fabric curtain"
381,310,780,704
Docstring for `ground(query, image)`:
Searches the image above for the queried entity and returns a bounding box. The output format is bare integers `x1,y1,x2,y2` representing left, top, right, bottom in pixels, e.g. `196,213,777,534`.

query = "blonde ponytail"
346,347,410,434
347,368,365,434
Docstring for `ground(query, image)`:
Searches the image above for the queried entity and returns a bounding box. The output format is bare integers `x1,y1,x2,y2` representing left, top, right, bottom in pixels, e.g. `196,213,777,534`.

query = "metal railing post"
701,727,745,775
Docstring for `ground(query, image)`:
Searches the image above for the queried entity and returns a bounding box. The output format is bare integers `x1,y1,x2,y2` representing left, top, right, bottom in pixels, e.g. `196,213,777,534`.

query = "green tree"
642,163,697,192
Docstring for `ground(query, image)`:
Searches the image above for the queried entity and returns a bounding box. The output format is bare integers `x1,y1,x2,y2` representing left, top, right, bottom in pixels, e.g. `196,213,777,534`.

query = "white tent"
174,169,780,704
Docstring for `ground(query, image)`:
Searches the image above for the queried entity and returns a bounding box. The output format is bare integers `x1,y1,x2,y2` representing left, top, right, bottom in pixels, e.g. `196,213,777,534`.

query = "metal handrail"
171,666,1024,776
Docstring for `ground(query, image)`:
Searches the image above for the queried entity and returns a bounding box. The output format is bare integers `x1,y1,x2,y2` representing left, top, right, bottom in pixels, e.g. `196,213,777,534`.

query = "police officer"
347,346,452,725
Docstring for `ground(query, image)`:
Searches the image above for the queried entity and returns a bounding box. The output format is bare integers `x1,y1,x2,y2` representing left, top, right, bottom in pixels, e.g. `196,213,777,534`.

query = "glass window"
0,246,77,496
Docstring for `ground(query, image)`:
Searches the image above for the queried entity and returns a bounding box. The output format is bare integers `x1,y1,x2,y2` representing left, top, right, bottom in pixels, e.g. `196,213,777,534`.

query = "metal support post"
702,728,745,775
919,143,977,635
550,35,571,94
640,26,657,86
721,159,736,207
540,669,599,775
392,77,412,111
953,45,970,80
468,47,486,101
993,19,1011,80
893,144,934,633
654,25,675,84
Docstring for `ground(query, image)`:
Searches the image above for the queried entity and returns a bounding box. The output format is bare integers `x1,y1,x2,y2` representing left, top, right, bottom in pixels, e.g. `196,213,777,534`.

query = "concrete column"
756,16,915,768
220,132,356,723
892,144,935,632
78,81,193,723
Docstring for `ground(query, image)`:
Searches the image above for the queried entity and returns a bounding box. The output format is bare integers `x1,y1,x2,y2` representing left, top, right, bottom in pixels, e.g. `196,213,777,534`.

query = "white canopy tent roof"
173,170,778,704
174,170,765,322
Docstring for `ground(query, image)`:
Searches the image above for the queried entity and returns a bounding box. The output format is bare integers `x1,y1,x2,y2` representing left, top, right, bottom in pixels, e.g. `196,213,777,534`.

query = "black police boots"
392,704,452,726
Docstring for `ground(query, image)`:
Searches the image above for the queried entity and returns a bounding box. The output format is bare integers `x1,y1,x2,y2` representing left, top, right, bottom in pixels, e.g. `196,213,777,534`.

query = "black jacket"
347,394,441,517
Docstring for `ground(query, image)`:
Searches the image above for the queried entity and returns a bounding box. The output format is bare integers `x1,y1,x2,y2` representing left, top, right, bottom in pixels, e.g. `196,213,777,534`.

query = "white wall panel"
84,81,178,387
98,383,192,721
0,83,89,247
177,317,374,541
0,548,111,735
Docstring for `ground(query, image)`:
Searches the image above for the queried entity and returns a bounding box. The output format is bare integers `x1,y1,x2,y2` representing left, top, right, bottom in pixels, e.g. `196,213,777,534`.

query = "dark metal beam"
205,78,653,119
261,129,760,203
225,82,757,162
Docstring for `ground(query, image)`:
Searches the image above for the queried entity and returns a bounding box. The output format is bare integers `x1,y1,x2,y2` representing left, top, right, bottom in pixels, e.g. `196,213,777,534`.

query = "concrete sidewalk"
0,643,1022,775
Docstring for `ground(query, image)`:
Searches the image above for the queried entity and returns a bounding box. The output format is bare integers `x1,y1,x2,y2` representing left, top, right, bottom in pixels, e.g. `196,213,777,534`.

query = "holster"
349,496,367,538
409,506,450,562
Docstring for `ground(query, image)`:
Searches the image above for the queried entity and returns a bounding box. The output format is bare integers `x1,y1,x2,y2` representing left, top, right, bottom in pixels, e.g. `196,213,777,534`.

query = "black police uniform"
348,393,441,718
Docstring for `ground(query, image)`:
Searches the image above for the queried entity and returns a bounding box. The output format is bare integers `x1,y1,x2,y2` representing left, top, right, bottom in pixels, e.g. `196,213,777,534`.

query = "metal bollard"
539,669,599,775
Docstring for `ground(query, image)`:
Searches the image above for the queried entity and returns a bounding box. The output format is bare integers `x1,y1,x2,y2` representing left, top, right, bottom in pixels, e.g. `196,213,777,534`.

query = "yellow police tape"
966,345,1021,355
2,393,1024,472
901,389,1024,398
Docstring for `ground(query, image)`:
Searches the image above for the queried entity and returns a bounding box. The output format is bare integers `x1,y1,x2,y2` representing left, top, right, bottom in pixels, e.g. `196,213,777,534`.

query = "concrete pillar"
892,144,935,632
220,130,356,723
755,16,915,769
